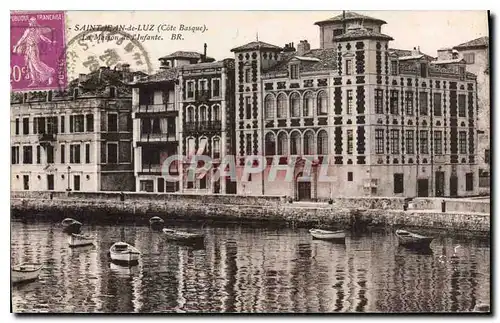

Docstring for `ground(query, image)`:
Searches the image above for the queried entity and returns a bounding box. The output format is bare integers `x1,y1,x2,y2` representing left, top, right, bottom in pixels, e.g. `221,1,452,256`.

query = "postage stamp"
10,11,67,92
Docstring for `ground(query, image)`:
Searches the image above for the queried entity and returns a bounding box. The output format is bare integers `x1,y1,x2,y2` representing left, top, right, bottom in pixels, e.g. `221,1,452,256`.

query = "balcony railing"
38,133,57,142
134,103,177,113
139,132,178,142
140,164,162,173
185,121,222,132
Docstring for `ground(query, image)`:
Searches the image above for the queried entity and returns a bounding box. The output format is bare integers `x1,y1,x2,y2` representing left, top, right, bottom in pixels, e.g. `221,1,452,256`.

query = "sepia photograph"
9,8,491,314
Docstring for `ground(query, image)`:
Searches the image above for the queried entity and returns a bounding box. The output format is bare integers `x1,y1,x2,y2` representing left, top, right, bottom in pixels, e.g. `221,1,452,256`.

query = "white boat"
68,233,95,247
309,228,346,241
395,229,434,248
11,263,43,284
109,242,141,264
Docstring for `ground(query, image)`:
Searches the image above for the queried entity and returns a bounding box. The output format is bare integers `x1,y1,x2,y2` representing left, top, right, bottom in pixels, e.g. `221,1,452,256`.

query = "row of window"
18,174,84,191
11,142,126,165
375,129,469,155
393,172,474,194
186,136,221,159
263,91,328,119
375,90,468,117
141,117,176,135
185,104,221,123
263,130,329,156
13,113,129,135
185,78,221,99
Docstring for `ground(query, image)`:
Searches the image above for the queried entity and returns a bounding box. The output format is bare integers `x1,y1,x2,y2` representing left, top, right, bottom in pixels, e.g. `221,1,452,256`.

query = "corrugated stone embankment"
10,191,490,234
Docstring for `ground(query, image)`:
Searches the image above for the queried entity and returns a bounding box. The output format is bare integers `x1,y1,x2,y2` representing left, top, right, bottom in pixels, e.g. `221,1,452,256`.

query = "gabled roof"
132,67,179,84
231,41,282,52
263,48,337,75
314,11,387,26
453,36,489,50
334,28,393,42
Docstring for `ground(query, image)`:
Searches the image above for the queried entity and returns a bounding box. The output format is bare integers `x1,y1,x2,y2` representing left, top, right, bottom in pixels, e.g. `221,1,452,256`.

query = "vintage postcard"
10,10,491,314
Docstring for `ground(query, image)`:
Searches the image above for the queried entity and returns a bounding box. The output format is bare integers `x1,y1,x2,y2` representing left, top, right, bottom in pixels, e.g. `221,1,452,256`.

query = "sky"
65,10,489,76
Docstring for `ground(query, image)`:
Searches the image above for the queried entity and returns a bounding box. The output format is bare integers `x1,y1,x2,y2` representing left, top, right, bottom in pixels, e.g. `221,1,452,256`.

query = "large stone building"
437,36,490,193
131,48,237,194
10,65,140,192
231,11,480,199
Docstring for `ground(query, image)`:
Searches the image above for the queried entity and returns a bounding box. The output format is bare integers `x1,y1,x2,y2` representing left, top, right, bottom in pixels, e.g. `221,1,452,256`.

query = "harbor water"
11,219,490,313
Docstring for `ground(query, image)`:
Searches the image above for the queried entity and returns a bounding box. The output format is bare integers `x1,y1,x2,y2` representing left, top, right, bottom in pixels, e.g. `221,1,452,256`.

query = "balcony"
134,103,178,114
138,132,178,143
185,121,222,133
38,133,56,144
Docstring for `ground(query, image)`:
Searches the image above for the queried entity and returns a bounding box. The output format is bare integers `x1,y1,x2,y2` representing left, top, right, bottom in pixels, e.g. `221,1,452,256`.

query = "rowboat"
11,263,43,284
309,228,346,242
149,216,165,231
395,229,434,248
68,233,95,247
109,242,141,264
162,228,205,243
61,218,82,234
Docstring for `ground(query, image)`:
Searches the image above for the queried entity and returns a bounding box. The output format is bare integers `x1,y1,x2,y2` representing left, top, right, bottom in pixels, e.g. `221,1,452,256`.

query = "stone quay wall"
10,191,490,233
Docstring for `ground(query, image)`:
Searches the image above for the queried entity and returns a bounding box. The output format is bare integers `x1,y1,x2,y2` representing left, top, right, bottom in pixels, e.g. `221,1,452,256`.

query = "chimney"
122,63,130,73
411,46,420,56
78,73,88,85
297,40,311,56
203,43,207,62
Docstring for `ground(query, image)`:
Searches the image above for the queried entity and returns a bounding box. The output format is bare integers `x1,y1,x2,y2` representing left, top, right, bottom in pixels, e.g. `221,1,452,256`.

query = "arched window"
277,132,288,155
265,95,275,119
290,131,301,155
187,137,195,156
317,130,328,155
212,137,221,159
290,92,300,117
212,104,220,121
265,132,276,156
199,105,207,122
303,92,314,117
304,131,314,155
187,106,195,123
317,91,328,116
277,93,287,118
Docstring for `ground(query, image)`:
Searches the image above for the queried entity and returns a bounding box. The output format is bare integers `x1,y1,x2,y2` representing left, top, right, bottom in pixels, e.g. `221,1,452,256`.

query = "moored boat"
162,228,205,243
149,216,165,231
109,242,141,264
11,263,43,284
395,229,434,248
61,218,82,234
68,233,95,247
309,228,346,242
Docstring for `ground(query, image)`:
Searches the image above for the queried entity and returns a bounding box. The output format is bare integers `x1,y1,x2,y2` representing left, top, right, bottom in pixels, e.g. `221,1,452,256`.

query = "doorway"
417,178,429,197
435,172,444,197
74,175,81,191
47,174,54,191
450,176,458,197
296,173,311,201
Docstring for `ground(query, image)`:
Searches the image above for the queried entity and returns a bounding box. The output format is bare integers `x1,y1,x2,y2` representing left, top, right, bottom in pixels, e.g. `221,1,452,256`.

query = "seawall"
10,191,490,234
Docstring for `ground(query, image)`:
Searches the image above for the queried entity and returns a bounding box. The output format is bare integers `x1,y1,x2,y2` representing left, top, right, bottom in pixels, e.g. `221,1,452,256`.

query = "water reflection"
11,221,490,313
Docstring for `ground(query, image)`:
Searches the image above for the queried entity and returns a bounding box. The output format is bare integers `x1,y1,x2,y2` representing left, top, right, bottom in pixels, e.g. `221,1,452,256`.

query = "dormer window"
420,62,428,78
290,64,299,79
391,60,399,76
345,59,353,75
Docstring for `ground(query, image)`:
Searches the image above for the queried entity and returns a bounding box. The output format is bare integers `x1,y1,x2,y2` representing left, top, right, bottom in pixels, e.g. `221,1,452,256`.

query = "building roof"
389,48,435,61
159,51,202,60
453,36,489,50
262,48,337,75
333,27,393,42
314,11,387,26
430,58,465,65
231,41,283,52
132,67,179,84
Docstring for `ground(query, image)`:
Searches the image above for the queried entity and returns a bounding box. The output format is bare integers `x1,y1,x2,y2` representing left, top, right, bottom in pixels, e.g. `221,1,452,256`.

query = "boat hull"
69,234,94,247
309,229,346,242
110,252,140,264
396,230,434,248
11,265,42,284
163,229,205,244
150,222,164,231
63,223,82,234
